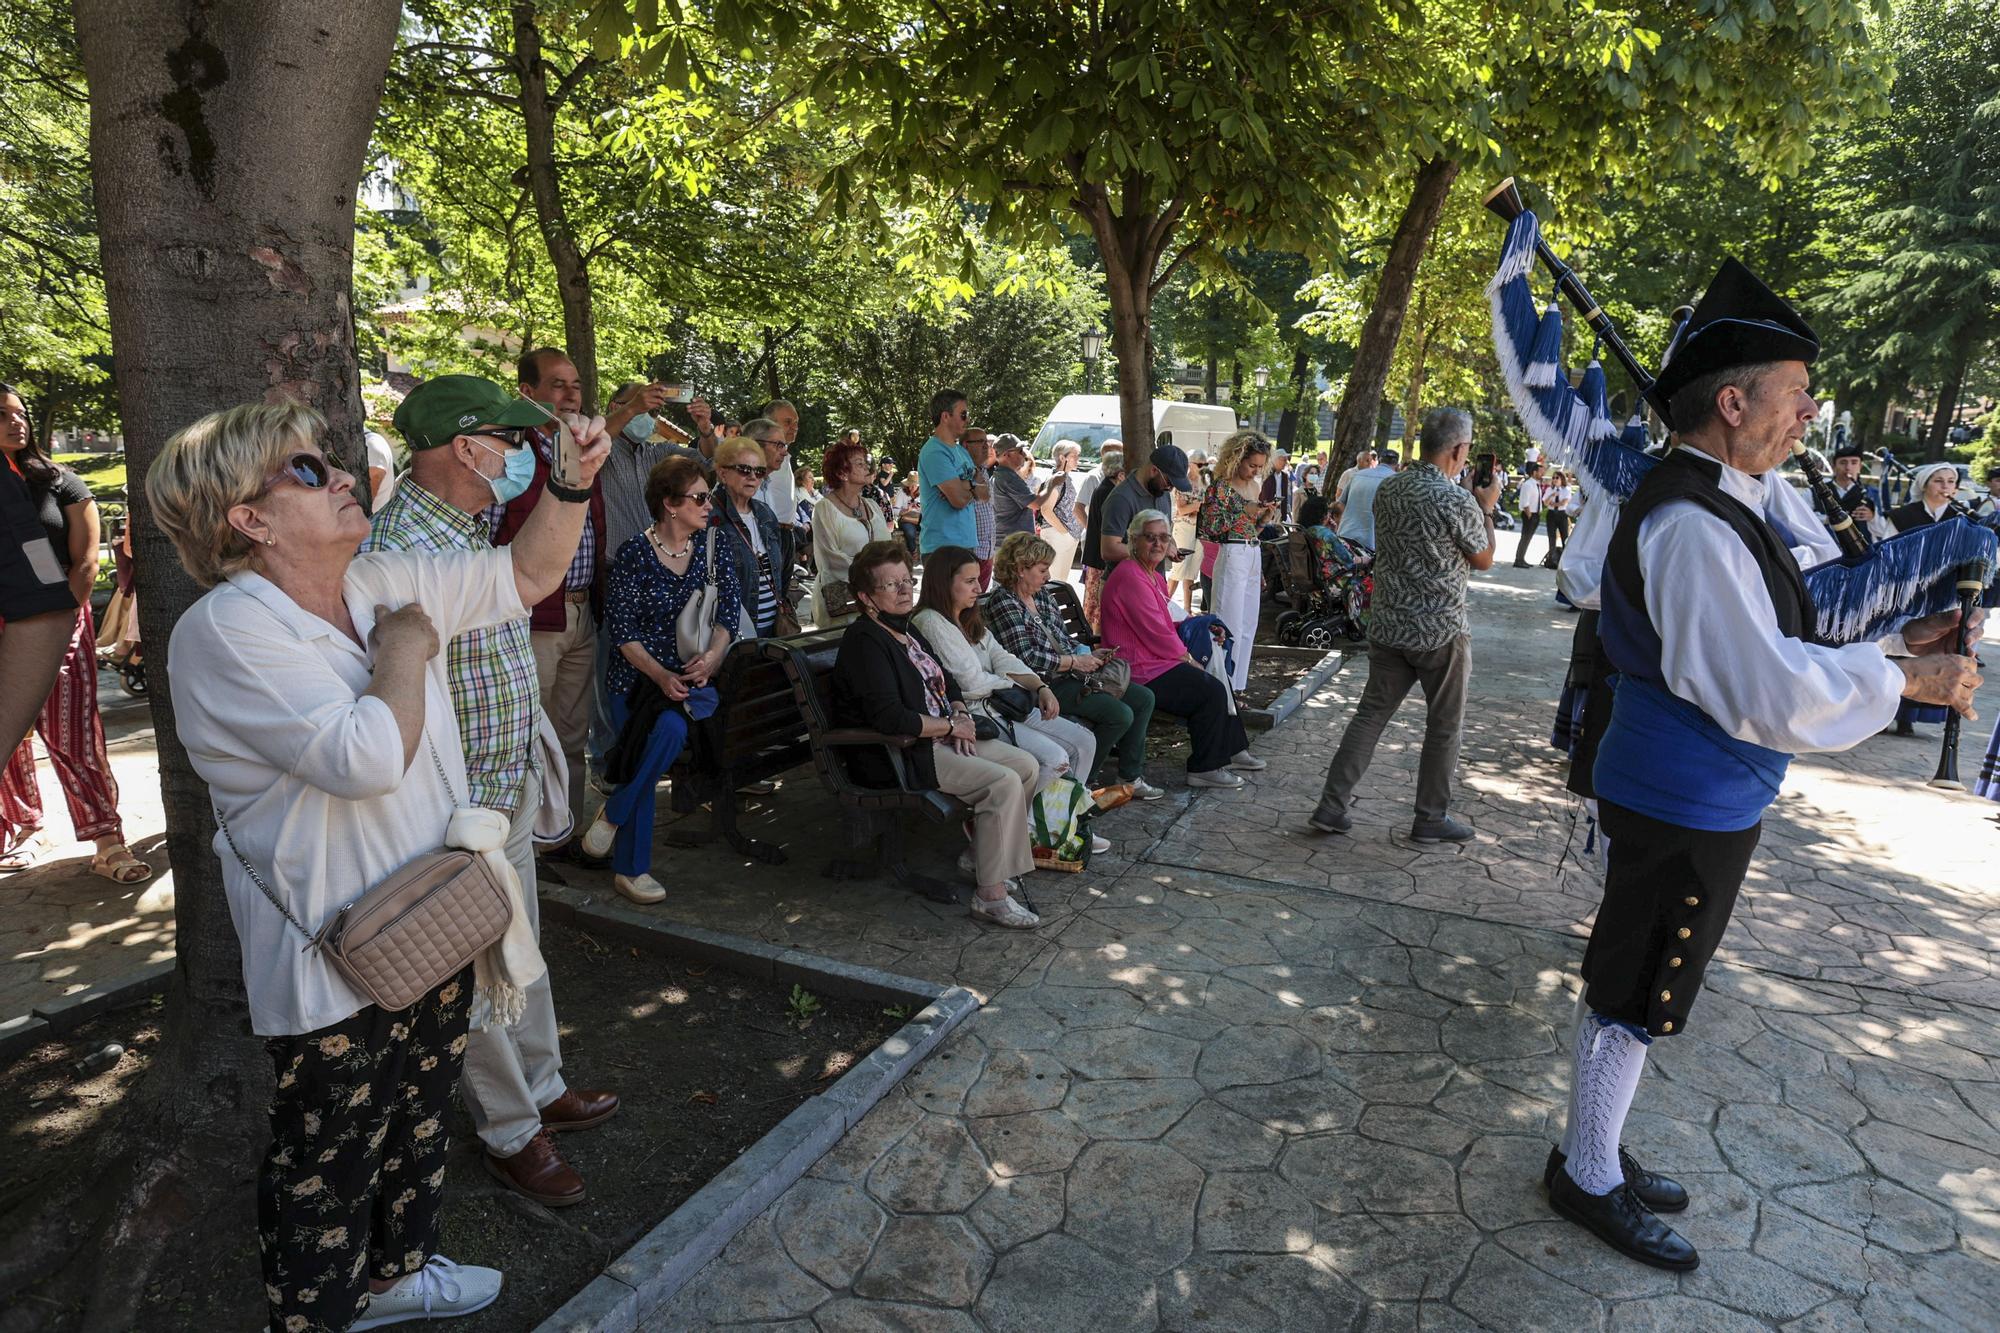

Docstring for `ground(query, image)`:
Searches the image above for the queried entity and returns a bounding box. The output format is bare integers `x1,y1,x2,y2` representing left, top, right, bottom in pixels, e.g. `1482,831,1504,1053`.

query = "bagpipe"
1482,178,1997,651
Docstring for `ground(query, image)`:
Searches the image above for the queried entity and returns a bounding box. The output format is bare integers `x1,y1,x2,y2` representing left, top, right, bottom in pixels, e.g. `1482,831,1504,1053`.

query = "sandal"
90,844,153,885
0,851,32,873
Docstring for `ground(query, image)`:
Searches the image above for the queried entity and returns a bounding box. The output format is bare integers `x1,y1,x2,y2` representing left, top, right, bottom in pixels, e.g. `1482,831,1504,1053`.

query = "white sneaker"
970,893,1041,929
1187,769,1245,789
580,812,617,859
1130,779,1167,801
1090,833,1111,854
353,1256,501,1329
614,873,666,904
1229,750,1268,771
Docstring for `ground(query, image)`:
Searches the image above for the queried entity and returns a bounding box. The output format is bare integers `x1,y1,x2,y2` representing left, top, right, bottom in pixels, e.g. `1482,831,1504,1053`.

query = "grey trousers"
460,766,567,1156
1318,634,1471,822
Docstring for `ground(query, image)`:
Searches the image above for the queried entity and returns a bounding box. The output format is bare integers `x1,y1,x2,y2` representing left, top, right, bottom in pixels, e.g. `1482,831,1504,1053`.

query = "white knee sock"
1557,987,1592,1159
1565,1014,1648,1196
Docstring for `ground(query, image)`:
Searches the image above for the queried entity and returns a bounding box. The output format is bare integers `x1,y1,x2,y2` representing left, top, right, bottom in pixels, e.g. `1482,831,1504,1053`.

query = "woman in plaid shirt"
982,531,1163,800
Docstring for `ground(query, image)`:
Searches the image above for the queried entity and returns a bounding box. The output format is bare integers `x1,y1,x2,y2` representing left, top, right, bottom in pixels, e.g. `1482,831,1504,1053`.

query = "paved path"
642,548,2000,1331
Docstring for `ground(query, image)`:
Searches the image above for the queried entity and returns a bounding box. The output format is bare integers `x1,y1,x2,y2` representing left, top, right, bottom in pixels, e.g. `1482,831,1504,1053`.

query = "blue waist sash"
1592,675,1790,832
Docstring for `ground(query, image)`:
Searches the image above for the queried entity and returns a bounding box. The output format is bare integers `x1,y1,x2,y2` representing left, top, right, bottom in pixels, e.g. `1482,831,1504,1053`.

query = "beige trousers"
531,600,596,832
933,738,1038,888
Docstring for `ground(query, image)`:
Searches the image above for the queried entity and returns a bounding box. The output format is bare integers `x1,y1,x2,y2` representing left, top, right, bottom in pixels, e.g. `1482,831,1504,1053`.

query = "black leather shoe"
1544,1145,1689,1213
1548,1168,1698,1271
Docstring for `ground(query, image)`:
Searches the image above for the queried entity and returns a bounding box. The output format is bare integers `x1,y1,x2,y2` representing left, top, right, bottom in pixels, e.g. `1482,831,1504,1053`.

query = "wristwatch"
546,476,592,503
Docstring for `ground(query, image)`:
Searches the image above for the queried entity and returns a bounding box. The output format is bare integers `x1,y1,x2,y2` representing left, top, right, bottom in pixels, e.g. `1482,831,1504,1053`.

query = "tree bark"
1331,156,1459,471
1076,183,1181,459
11,5,403,1325
1402,291,1432,445
512,2,598,407
1924,338,1971,461
1274,342,1311,452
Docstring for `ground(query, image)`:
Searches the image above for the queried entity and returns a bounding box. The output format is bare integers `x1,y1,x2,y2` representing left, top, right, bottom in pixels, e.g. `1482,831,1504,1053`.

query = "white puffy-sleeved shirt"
169,549,528,1036
911,607,1036,701
1636,447,1902,754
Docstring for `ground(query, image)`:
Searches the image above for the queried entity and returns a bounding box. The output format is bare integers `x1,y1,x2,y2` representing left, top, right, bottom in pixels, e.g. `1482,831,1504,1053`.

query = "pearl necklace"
648,525,692,560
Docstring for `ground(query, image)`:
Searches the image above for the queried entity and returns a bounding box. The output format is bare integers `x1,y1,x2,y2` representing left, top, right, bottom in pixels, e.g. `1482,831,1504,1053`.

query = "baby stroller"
1274,525,1372,649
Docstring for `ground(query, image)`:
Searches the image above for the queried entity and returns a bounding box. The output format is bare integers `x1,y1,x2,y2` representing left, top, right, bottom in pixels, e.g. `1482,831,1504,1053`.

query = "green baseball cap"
393,374,554,451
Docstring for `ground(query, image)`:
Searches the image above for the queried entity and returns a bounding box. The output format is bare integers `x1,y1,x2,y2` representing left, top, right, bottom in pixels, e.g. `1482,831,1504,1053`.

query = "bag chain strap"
215,733,459,949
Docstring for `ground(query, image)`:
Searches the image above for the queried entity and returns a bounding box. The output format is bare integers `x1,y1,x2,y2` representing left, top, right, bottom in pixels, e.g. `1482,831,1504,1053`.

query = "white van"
1027,395,1239,475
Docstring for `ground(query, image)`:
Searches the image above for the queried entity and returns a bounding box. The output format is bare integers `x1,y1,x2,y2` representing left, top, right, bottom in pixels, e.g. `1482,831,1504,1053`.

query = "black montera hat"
1648,258,1819,427
1832,440,1864,461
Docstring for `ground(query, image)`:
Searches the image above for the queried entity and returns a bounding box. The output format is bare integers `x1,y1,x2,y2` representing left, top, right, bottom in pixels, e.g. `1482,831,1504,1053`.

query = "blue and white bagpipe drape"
1490,208,1999,654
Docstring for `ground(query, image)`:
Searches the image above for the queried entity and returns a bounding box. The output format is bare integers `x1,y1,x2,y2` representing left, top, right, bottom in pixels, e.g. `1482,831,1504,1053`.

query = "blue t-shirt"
917,435,977,552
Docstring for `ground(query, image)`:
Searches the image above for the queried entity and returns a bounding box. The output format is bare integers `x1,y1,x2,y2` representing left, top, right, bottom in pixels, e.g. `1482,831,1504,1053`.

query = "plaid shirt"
484,426,598,592
980,584,1081,676
364,481,541,813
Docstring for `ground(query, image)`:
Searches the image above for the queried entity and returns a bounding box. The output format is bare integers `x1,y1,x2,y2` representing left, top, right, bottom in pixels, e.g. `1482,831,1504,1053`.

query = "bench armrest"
819,727,920,751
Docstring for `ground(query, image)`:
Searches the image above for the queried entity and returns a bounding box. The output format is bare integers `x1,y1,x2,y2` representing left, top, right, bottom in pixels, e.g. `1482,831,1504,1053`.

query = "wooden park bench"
657,627,845,864
1045,577,1099,647
765,636,970,904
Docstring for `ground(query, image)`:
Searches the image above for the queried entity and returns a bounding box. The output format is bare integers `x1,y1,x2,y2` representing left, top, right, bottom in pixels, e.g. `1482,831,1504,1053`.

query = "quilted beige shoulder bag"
217,734,514,1013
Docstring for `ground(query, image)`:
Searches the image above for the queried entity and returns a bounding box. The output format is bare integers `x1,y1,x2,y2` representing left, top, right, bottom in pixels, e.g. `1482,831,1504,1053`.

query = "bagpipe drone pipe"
1482,178,1998,649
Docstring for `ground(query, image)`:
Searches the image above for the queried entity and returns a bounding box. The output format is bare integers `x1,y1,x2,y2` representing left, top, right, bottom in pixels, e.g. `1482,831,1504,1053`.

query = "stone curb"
533,889,979,1333
1242,644,1353,731
0,959,176,1061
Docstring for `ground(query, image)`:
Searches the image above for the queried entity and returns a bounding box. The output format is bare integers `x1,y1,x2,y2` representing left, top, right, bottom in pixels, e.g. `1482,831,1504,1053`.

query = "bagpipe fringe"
1802,517,1998,645
1486,211,1652,502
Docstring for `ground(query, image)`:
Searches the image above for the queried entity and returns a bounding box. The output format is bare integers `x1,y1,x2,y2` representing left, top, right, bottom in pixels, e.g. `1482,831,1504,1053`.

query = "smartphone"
660,383,694,403
1473,451,1497,489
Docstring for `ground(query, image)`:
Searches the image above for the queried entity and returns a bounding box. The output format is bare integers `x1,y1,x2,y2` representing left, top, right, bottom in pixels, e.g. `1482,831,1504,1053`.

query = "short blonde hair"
992,530,1056,590
146,401,322,587
1213,430,1272,486
715,436,764,471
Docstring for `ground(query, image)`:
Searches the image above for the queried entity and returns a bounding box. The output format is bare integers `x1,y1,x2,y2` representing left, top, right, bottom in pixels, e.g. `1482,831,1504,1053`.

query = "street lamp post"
1081,327,1104,393
1252,365,1270,432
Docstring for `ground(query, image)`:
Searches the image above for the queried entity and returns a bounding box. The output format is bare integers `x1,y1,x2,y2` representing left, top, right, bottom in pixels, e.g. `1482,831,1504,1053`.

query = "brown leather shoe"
541,1088,620,1133
484,1128,586,1207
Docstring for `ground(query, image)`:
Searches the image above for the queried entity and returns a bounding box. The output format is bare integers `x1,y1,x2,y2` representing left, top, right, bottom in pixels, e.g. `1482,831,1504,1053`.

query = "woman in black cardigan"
832,540,1043,928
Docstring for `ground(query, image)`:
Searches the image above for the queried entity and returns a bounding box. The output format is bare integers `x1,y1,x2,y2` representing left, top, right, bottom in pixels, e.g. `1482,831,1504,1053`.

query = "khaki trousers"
459,767,567,1155
532,600,596,830
933,738,1038,887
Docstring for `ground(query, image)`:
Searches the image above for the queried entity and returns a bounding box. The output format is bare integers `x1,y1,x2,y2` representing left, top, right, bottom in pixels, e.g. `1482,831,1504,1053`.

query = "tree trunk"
512,2,598,407
1331,155,1459,471
8,6,403,1325
1924,339,1971,461
1077,185,1178,458
1274,342,1310,452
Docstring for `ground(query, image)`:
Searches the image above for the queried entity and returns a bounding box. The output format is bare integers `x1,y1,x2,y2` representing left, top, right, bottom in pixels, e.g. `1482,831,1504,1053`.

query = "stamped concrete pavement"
645,548,2000,1331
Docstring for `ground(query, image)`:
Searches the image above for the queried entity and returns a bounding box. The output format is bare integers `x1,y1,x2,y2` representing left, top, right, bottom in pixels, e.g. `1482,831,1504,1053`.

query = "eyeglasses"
872,578,917,594
754,437,786,450
259,452,332,494
726,463,770,479
678,490,713,506
479,426,533,449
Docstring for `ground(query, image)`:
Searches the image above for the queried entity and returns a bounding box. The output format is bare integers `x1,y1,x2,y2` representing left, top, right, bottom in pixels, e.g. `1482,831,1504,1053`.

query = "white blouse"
811,492,892,583
912,608,1034,701
168,548,528,1036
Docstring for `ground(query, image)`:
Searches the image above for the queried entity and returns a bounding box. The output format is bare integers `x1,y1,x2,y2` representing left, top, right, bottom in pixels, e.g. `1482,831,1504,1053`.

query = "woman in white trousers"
1197,431,1277,693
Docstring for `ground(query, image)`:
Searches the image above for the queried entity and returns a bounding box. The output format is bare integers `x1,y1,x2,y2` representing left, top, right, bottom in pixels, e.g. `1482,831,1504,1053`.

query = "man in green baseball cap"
364,373,621,1209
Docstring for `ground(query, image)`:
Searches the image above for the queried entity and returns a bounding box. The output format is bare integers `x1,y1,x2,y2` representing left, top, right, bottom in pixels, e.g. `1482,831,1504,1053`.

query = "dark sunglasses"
479,426,534,449
679,489,713,506
260,452,332,494
726,463,770,479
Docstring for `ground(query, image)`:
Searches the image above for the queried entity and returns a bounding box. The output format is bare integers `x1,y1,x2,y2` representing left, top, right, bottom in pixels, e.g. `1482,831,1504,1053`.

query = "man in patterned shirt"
1307,408,1501,843
368,375,619,1210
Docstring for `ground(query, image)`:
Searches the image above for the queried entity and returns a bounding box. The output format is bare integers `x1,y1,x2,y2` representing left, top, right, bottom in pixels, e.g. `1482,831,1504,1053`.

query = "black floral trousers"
258,967,472,1333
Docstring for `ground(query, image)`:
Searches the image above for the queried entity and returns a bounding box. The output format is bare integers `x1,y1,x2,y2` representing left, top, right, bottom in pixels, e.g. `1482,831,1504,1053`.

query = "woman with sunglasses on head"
581,455,739,905
147,388,609,1333
811,437,893,626
709,437,790,638
0,383,150,884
